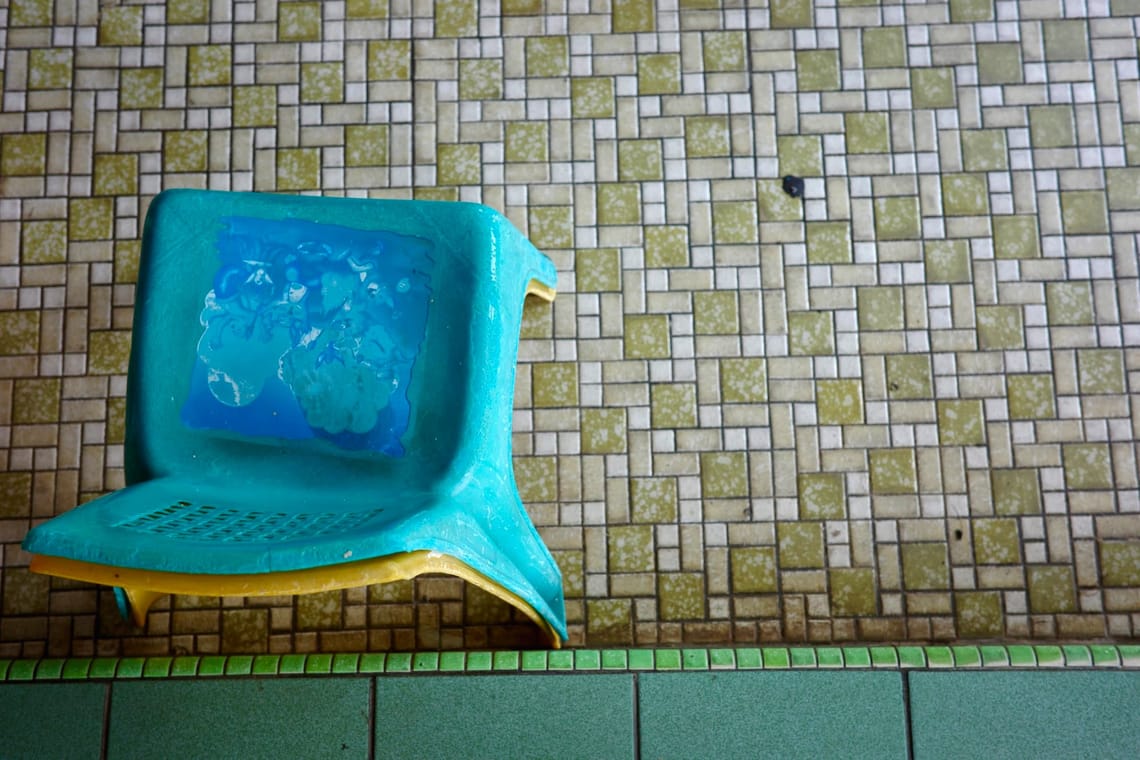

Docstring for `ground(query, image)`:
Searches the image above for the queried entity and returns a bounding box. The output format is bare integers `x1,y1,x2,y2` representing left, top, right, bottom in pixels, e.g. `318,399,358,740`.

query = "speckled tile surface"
2,0,1140,656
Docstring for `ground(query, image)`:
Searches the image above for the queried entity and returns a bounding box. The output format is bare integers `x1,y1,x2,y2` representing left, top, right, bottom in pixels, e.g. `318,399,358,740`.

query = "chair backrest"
127,190,543,493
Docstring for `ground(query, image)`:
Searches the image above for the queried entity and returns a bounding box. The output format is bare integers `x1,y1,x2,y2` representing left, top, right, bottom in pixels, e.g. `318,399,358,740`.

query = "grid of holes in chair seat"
114,502,383,542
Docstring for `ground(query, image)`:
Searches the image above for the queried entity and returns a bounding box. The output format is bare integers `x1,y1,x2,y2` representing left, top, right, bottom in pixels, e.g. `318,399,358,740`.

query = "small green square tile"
843,648,872,668
901,543,950,590
7,661,36,681
117,658,147,679
89,658,119,679
412,653,439,672
938,398,986,445
303,654,333,674
994,215,1040,259
951,646,981,668
602,650,628,670
762,648,791,669
977,43,1023,85
961,130,1008,172
225,656,254,676
1063,443,1113,489
655,650,683,670
976,305,1025,350
862,27,906,68
142,658,172,678
817,648,843,668
683,649,710,670
251,655,280,675
629,650,655,670
1034,646,1064,667
385,653,413,673
770,0,813,28
1007,646,1037,667
547,650,574,671
34,659,64,680
437,652,465,672
796,50,841,91
1120,646,1140,667
845,112,890,154
1061,646,1092,667
637,54,681,96
709,649,736,669
790,648,817,668
493,651,520,671
1107,168,1140,209
942,173,989,216
788,311,835,356
1089,645,1120,667
911,68,956,109
870,647,898,667
702,31,746,72
979,646,1009,667
62,659,92,680
1029,105,1076,149
358,654,386,673
874,196,921,240
735,649,763,669
778,135,824,177
870,449,917,494
949,0,992,21
899,647,928,668
1061,191,1109,235
1043,19,1089,62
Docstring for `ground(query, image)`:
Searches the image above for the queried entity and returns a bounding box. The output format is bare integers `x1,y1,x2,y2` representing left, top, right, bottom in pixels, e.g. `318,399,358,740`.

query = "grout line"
901,670,915,760
631,672,641,760
368,675,377,760
100,680,112,760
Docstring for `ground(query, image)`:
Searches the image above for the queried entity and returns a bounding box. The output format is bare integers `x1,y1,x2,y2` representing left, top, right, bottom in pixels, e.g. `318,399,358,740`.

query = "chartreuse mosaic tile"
758,180,804,221
830,568,876,616
1061,191,1110,235
886,355,933,400
685,116,730,158
993,215,1040,259
778,136,824,178
645,226,689,268
701,452,749,498
961,130,1008,172
713,202,758,244
798,473,845,520
526,36,569,77
870,449,917,495
703,32,746,72
1042,19,1090,62
857,287,904,331
845,113,890,154
992,470,1042,515
1107,168,1140,209
597,184,641,225
788,312,834,355
720,358,767,403
21,220,67,264
1063,444,1113,490
1100,543,1140,586
1046,282,1095,326
652,384,697,428
949,0,992,22
807,222,852,263
873,197,921,240
528,206,573,249
901,543,950,590
977,43,1023,85
942,174,989,216
1030,105,1076,148
862,28,906,68
1027,567,1077,613
624,314,670,358
911,68,956,109
924,240,971,283
637,54,680,96
659,573,706,620
617,140,662,181
816,379,864,425
973,520,1021,565
770,0,813,29
976,305,1025,349
1078,349,1126,394
937,399,986,446
795,50,841,91
731,547,777,592
582,408,627,454
1007,374,1056,420
1,133,47,176
576,249,621,292
778,523,825,569
631,478,678,523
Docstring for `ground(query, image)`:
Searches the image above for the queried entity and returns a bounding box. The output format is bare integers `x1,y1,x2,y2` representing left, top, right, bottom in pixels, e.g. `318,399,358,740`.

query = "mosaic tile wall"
3,0,1140,657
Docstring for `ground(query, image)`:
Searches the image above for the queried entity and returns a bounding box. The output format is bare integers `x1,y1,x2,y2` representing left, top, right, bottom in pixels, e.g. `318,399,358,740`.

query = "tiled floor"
3,0,1140,655
2,668,1140,759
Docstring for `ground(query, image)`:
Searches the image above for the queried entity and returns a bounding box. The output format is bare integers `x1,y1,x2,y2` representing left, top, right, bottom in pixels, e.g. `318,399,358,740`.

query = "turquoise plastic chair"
23,189,567,646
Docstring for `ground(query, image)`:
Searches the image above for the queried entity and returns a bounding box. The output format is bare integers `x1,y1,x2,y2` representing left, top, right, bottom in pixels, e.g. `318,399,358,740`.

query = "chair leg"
113,587,166,627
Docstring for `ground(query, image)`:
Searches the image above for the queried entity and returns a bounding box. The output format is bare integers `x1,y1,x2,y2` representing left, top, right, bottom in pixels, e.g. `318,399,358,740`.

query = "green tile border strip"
1,646,1138,681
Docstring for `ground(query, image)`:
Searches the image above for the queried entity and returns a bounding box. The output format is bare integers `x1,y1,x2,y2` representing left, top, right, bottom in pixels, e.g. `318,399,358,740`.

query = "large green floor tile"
639,671,906,759
374,674,634,760
0,683,106,760
107,678,370,760
910,671,1140,759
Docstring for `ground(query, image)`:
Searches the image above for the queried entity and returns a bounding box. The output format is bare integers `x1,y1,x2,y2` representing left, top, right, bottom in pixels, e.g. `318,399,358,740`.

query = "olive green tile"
955,591,1004,638
1029,105,1076,148
0,473,33,518
911,68,956,109
873,196,921,240
624,314,671,359
703,31,746,72
924,240,971,283
1061,191,1109,234
221,609,269,653
460,59,502,100
637,54,681,96
788,311,834,355
276,147,320,191
437,143,481,185
12,378,61,424
942,173,989,216
520,297,553,339
1078,349,1126,394
435,0,477,36
187,45,231,86
597,183,641,225
93,154,138,196
1027,566,1077,613
796,49,841,91
659,573,705,620
993,215,1040,260
582,408,627,454
770,0,813,27
613,0,655,32
778,523,825,569
345,0,387,17
587,599,633,645
526,36,569,77
645,226,689,268
886,354,933,399
862,28,906,68
701,451,749,498
367,40,411,80
830,568,876,616
89,331,131,373
631,477,678,523
949,0,992,22
1107,168,1140,210
976,305,1024,350
713,202,758,244
69,197,114,241
686,115,731,158
694,291,740,335
1126,124,1140,166
731,547,777,593
816,379,864,425
300,62,343,103
1045,281,1094,326
618,140,662,181
991,469,1041,516
506,123,549,163
806,222,852,264
720,357,767,403
857,286,904,331
120,68,164,109
1,133,46,176
278,2,322,40
414,187,458,202
233,85,277,127
778,135,823,178
1063,443,1113,490
345,124,389,167
107,396,127,443
937,399,986,446
502,0,540,12
961,130,1008,172
901,543,950,590
164,131,208,173
10,0,53,26
798,472,845,520
869,449,917,494
2,568,49,614
576,249,621,292
973,519,1021,564
1100,542,1140,586
1007,374,1056,421
845,112,890,154
528,206,573,249
608,525,654,572
652,382,693,430
977,43,1023,85
28,48,72,90
1042,20,1089,62
514,457,557,502
99,5,143,45
758,180,804,222
532,362,579,408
